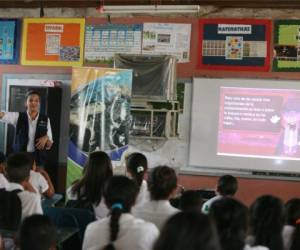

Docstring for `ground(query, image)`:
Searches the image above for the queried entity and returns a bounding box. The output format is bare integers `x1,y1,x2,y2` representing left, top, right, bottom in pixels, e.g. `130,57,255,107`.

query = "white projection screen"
189,78,300,174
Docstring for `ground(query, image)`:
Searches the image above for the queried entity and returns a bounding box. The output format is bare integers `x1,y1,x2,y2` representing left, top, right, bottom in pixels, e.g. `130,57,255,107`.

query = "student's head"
210,197,248,250
19,214,56,250
6,152,31,183
148,166,177,201
285,199,300,250
72,151,113,205
180,190,203,212
216,175,238,196
153,211,221,250
0,189,22,231
250,195,284,250
103,175,139,250
25,90,41,113
125,152,148,187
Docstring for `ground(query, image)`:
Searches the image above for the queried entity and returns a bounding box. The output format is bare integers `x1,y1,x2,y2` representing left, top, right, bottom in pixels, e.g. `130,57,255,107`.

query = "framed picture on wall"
0,19,21,64
21,18,85,66
273,20,300,72
197,18,272,71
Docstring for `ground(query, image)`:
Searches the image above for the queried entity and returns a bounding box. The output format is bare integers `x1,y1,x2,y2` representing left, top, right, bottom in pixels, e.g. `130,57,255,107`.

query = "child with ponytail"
82,175,159,250
125,152,149,207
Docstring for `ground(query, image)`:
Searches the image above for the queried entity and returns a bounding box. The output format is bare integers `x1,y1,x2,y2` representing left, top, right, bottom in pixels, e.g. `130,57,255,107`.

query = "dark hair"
0,151,6,164
210,197,248,250
217,175,238,196
19,214,56,250
153,211,221,250
26,90,41,101
250,195,284,250
0,189,22,231
285,198,300,250
148,166,177,200
71,151,113,205
102,175,139,250
125,152,148,187
6,152,31,183
180,190,203,212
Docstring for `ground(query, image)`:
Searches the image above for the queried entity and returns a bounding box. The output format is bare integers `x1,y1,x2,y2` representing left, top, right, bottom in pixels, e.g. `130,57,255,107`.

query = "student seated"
153,211,221,250
82,175,159,250
179,190,203,212
29,157,54,198
283,198,300,250
133,165,179,229
125,152,149,208
210,197,269,250
202,174,238,214
66,151,113,219
0,152,8,189
5,152,43,219
18,214,56,250
249,195,284,250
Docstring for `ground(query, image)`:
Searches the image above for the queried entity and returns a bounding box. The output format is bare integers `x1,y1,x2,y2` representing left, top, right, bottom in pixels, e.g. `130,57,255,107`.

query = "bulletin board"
197,18,272,71
273,20,300,72
21,18,85,66
0,19,21,64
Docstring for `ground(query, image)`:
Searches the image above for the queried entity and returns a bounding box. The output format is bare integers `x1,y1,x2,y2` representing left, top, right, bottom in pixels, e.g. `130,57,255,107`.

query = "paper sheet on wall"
84,24,142,64
142,22,191,63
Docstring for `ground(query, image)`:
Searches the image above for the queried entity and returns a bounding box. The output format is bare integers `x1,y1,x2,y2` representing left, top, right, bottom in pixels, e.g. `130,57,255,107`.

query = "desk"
56,227,79,250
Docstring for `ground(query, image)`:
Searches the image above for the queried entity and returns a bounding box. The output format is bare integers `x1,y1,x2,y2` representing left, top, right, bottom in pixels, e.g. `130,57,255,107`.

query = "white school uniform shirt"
1,112,53,152
282,225,295,250
132,200,179,229
66,185,109,220
133,180,150,208
82,213,159,250
6,182,43,219
201,195,222,214
244,245,269,250
0,173,9,189
29,170,49,194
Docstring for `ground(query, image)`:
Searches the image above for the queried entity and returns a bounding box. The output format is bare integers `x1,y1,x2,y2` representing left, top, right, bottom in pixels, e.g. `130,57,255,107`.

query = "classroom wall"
1,6,300,201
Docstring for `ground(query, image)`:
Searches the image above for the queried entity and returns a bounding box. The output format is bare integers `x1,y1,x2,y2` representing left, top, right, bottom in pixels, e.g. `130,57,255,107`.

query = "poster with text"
21,18,85,66
84,24,142,64
67,67,132,186
198,19,271,71
273,20,300,71
0,19,20,64
142,22,191,63
218,87,300,160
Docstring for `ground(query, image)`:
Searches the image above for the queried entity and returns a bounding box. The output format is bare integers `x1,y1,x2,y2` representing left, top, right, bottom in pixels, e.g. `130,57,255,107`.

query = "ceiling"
0,0,300,8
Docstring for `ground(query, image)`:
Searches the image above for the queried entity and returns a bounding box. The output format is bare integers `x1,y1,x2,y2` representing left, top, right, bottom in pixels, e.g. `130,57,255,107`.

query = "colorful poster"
273,20,300,71
142,22,191,63
84,24,142,64
218,87,300,160
198,19,271,71
0,19,20,64
67,67,132,186
21,18,85,66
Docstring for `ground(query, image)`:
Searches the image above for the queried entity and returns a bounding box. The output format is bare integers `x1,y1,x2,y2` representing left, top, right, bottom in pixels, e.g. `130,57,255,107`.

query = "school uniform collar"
27,111,39,122
6,182,24,192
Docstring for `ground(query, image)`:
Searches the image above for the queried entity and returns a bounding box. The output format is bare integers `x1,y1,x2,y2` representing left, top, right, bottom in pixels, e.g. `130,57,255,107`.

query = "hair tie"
111,203,123,210
296,219,300,225
137,166,144,173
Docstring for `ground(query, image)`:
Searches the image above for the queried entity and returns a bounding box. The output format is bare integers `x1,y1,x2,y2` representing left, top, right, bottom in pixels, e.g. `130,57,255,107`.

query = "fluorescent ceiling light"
101,5,200,14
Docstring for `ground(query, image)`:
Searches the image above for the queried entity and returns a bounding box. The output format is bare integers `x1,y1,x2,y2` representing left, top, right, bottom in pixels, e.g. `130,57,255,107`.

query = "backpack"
0,188,22,231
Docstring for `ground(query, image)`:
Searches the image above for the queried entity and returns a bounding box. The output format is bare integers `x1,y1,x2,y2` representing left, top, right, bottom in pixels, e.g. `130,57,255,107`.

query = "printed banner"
273,20,300,71
84,24,142,64
0,19,20,64
218,87,300,160
142,22,191,63
198,19,271,71
21,18,85,66
67,67,132,186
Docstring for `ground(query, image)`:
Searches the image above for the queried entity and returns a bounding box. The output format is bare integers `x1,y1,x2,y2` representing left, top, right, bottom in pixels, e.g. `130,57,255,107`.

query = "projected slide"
218,87,300,160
